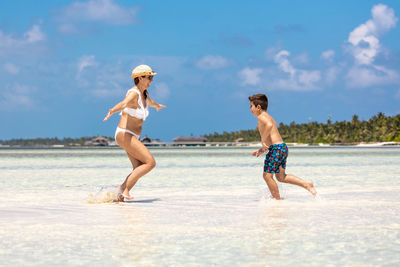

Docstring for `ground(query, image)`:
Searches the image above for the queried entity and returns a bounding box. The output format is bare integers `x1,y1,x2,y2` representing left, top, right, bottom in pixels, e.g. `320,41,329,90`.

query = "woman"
103,64,166,201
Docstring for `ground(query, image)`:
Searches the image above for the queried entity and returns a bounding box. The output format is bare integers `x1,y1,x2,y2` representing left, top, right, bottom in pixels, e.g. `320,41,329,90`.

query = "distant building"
140,136,164,146
173,136,207,143
85,136,109,146
140,136,153,143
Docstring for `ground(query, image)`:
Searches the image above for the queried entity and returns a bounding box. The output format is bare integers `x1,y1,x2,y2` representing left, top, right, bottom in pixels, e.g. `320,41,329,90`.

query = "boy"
249,94,317,199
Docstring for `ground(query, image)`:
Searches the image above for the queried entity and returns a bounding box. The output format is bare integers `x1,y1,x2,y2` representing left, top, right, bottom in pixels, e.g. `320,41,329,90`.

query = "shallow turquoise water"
0,146,399,266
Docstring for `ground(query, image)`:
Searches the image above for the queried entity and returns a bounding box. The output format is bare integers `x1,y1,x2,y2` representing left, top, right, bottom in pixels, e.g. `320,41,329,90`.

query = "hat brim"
131,71,157,79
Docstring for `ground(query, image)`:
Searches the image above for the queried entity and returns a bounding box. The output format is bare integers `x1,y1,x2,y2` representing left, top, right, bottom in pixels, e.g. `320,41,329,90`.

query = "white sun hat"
131,64,157,79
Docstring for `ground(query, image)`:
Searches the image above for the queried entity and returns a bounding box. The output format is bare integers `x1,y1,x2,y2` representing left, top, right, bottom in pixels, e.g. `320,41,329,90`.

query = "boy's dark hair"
248,94,268,111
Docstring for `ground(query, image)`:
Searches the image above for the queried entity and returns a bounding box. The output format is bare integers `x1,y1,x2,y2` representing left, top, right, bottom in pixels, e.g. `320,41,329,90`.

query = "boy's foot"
305,182,317,197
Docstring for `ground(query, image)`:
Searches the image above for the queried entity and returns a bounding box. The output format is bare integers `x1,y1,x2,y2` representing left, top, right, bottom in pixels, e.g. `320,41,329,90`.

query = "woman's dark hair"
134,76,148,100
248,94,268,111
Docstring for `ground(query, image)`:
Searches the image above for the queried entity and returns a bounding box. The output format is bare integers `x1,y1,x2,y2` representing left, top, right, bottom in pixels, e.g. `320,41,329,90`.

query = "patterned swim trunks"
264,143,288,173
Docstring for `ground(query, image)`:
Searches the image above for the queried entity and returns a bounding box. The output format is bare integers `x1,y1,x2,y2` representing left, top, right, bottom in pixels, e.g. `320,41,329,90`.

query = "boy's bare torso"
257,112,284,147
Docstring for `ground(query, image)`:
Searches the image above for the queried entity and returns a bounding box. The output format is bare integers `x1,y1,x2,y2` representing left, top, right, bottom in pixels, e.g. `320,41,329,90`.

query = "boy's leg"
263,172,281,200
275,166,317,196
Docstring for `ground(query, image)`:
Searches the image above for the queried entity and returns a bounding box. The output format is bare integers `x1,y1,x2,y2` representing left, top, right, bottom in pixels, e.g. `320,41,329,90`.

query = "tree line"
0,137,111,146
204,113,400,144
1,113,399,146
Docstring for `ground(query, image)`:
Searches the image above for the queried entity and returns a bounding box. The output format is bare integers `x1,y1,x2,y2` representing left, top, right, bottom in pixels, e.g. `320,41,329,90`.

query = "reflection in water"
113,204,160,265
256,200,289,262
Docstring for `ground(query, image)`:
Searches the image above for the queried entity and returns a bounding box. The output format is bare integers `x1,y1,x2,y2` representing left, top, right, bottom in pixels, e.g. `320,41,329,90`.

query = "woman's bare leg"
263,172,281,200
116,132,156,198
122,153,145,193
275,166,317,196
119,157,141,193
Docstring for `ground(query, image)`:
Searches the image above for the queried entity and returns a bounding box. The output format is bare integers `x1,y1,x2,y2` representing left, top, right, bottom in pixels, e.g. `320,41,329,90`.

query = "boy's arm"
258,116,273,145
252,116,272,156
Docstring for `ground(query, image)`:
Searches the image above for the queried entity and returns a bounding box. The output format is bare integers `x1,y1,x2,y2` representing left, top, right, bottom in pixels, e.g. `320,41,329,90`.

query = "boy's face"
249,102,262,116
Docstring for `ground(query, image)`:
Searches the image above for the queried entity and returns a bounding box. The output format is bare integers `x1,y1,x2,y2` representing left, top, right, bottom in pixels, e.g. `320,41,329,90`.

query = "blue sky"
1,0,399,141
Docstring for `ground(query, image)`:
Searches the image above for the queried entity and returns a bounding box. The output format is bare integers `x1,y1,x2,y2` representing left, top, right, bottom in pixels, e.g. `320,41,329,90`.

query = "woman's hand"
103,110,112,122
156,104,166,112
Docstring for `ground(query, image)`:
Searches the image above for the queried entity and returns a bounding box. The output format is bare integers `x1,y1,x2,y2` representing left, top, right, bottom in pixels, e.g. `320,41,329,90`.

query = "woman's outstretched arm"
147,96,166,111
103,91,137,121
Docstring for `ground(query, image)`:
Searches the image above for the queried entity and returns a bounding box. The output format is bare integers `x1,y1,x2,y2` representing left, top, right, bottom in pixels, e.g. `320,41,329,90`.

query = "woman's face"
139,75,153,89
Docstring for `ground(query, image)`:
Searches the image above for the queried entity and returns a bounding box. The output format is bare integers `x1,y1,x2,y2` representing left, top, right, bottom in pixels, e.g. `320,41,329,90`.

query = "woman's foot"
122,193,134,200
114,193,125,202
118,185,125,194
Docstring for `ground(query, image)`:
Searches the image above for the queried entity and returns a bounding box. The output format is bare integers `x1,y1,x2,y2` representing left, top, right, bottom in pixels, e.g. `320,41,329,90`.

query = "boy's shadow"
125,198,161,203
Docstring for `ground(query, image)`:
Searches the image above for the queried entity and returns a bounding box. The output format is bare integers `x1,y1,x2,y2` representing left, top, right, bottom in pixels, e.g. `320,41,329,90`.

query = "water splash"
88,185,122,204
313,193,323,201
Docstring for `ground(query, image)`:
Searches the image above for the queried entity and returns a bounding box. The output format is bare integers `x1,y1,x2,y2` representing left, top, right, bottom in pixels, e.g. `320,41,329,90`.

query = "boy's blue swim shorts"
264,143,288,173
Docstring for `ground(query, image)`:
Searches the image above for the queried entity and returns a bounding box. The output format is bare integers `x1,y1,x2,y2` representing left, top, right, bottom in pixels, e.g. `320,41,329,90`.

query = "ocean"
0,146,399,266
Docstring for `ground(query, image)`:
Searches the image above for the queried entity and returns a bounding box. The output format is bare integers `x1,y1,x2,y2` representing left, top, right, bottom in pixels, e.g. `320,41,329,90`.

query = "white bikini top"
121,88,149,121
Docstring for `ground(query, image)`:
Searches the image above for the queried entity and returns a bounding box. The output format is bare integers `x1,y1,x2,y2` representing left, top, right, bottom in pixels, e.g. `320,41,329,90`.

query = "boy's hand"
252,149,263,157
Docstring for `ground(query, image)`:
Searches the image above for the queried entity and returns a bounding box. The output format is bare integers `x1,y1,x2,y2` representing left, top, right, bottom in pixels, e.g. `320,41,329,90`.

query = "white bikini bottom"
115,127,140,145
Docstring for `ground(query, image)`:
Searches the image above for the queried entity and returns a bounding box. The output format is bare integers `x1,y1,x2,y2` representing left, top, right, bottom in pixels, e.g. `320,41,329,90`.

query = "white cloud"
346,65,399,88
371,4,398,33
196,55,230,70
345,4,399,88
273,70,320,91
325,66,340,85
0,83,37,110
275,50,296,76
152,82,170,100
238,67,263,86
58,0,139,34
297,70,320,87
321,50,335,62
77,55,97,73
265,46,281,60
293,52,309,65
0,25,46,56
24,25,46,43
3,63,20,75
91,88,121,98
71,56,186,99
348,4,397,65
81,62,130,97
273,50,321,90
76,55,99,88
